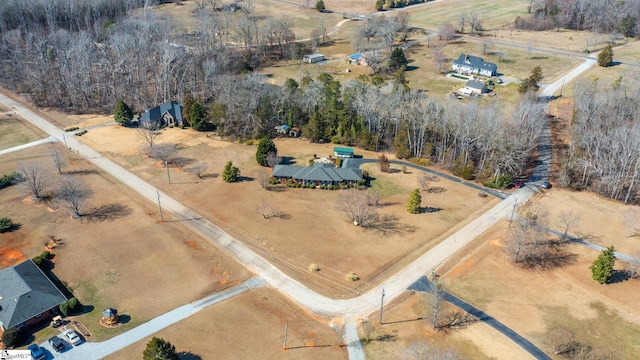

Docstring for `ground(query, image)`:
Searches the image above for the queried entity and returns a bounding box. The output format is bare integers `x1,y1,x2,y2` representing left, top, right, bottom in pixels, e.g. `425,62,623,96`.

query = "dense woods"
1,0,639,201
515,0,639,36
563,79,640,203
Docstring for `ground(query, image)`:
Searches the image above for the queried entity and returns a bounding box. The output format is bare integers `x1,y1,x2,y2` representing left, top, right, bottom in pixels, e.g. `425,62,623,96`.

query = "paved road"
0,55,598,359
38,277,264,360
0,136,57,156
409,276,551,360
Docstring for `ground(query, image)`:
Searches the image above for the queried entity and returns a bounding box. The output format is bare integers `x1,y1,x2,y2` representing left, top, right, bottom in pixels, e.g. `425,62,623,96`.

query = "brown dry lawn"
439,217,640,358
359,289,532,359
106,288,346,360
0,143,250,344
71,122,498,298
0,112,48,148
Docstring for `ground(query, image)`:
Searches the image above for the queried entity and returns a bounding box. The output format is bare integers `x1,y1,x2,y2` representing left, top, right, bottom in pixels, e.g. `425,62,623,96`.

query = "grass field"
106,288,347,360
73,124,499,298
409,0,530,31
0,143,250,345
0,114,47,148
440,214,640,358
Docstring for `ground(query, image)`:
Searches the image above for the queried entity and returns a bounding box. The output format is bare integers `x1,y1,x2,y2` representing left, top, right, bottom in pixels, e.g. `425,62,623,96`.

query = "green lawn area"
409,0,530,30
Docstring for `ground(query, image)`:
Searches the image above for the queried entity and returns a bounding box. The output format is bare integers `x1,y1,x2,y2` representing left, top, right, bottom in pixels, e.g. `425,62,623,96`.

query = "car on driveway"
28,343,46,360
48,335,66,352
63,328,82,345
541,181,552,189
514,180,525,189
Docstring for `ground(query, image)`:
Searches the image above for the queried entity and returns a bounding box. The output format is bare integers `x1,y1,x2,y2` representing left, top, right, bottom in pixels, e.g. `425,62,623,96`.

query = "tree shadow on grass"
366,215,416,236
609,269,637,284
178,352,202,360
65,169,99,176
422,206,443,213
83,204,132,223
519,240,578,271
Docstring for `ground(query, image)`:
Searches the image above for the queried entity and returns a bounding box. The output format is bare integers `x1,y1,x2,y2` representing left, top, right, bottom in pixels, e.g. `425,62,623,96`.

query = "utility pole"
379,288,385,325
62,134,71,160
560,78,566,97
164,160,171,184
509,197,517,227
156,189,164,222
283,321,288,350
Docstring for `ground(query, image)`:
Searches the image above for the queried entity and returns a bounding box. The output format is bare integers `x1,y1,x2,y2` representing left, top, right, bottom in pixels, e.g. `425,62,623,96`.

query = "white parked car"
63,328,82,345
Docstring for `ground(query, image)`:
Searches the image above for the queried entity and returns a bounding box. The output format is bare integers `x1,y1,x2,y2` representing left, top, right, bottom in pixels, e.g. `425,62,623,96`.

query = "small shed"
303,54,325,64
334,147,355,158
289,127,301,137
463,80,488,95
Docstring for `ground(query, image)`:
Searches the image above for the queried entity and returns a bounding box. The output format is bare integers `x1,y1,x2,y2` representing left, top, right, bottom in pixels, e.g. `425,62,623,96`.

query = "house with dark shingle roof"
0,260,67,330
452,54,497,77
139,101,186,128
272,164,363,186
462,80,488,95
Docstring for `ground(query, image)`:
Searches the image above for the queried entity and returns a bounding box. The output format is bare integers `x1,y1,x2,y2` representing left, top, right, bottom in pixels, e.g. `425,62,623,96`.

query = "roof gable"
0,260,67,329
453,54,497,72
140,101,183,123
465,80,486,89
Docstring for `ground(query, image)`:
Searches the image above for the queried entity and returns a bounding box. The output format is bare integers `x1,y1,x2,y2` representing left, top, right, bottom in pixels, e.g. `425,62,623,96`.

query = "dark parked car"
541,181,552,189
48,335,65,352
28,344,46,360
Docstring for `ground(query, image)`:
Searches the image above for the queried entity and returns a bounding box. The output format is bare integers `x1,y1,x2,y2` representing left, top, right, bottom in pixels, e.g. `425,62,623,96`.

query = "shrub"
335,157,342,168
346,272,359,282
0,172,17,189
59,297,83,316
0,217,17,233
319,185,325,190
1,327,24,348
309,263,320,272
32,251,52,269
64,127,79,132
74,130,88,136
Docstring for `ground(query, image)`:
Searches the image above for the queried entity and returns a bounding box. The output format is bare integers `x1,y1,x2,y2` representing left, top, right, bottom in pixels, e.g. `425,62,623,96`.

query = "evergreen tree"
315,0,325,11
256,138,278,167
113,100,133,126
590,245,616,284
222,161,240,183
389,48,408,71
143,337,179,360
518,65,543,94
189,101,207,130
597,44,613,67
394,124,411,159
375,0,384,11
407,188,422,214
182,91,195,123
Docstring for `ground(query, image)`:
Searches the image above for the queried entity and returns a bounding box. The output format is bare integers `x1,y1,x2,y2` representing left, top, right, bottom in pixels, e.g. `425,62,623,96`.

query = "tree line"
516,0,639,36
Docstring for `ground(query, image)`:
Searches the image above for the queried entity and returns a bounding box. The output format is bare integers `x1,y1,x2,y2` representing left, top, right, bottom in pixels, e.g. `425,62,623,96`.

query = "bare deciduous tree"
257,168,270,189
256,199,280,219
438,23,456,42
17,162,52,200
186,162,208,179
138,126,161,156
418,173,439,192
479,38,494,55
558,211,580,242
430,272,444,329
151,143,177,183
623,207,640,237
266,153,282,167
49,145,65,174
337,190,377,227
57,176,91,218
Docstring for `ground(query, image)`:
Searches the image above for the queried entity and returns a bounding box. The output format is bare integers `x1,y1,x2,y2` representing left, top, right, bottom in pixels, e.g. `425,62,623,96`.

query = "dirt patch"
0,247,27,267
